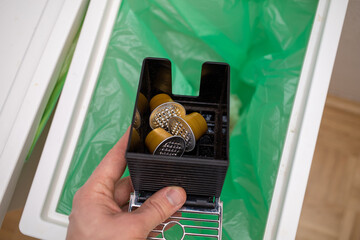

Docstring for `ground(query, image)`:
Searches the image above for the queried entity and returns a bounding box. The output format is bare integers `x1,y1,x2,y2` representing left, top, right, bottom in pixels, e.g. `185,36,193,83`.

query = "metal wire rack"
129,192,223,240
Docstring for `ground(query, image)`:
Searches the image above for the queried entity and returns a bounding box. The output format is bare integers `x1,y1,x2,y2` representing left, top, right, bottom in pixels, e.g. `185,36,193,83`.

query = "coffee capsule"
149,94,186,130
168,112,208,152
145,128,185,156
149,93,173,112
133,93,149,129
129,128,141,151
133,110,141,129
137,92,148,114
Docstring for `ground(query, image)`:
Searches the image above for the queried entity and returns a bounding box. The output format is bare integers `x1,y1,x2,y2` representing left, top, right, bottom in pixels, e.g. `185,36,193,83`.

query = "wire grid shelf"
129,192,223,240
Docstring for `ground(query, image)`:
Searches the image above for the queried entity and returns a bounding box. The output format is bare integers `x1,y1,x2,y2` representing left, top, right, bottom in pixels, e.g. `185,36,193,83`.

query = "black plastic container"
126,58,229,208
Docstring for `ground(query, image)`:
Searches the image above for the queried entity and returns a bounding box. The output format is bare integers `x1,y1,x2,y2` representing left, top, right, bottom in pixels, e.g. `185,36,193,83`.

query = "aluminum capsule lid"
149,102,186,130
168,116,196,152
153,135,186,157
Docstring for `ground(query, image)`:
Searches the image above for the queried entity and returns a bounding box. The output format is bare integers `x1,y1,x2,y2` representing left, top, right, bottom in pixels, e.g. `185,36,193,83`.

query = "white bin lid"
0,0,88,226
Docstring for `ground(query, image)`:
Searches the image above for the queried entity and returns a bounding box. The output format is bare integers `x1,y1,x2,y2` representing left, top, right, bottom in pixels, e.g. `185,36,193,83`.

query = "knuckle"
73,189,82,204
68,211,76,223
72,187,89,209
147,198,168,220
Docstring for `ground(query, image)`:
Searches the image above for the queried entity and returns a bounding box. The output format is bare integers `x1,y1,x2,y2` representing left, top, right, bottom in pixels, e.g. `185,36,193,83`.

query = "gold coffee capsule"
150,93,173,112
149,94,186,130
168,112,208,152
137,92,148,114
133,93,149,129
129,128,141,151
145,128,185,156
133,109,141,129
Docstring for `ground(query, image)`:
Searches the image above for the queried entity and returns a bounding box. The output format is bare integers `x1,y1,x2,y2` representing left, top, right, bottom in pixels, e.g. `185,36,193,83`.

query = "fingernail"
166,187,184,206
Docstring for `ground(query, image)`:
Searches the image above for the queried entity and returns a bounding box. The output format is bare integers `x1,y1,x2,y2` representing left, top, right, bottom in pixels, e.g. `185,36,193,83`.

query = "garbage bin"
19,0,349,239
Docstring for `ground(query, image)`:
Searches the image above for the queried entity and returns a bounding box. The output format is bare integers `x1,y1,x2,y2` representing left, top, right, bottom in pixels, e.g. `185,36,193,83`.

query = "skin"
66,128,187,240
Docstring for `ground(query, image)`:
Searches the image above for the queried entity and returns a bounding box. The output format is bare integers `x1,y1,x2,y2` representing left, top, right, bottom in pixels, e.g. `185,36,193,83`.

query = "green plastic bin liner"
57,0,318,239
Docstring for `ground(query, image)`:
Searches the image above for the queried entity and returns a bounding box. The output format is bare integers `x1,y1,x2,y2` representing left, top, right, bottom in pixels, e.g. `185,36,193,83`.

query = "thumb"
133,187,186,233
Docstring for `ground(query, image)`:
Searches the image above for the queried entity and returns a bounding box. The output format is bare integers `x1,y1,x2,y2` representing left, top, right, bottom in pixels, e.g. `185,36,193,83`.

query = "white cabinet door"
20,0,122,239
0,0,89,227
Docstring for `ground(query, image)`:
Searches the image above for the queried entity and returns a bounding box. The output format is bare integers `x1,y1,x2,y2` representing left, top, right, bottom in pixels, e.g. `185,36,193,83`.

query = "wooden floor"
0,95,359,240
0,209,34,240
296,95,360,240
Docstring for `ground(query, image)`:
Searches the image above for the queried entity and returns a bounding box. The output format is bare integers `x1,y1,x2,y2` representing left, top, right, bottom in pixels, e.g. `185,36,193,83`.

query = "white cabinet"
0,0,89,227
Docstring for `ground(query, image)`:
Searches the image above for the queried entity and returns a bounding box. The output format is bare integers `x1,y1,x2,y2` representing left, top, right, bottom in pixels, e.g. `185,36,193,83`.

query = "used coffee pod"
133,93,149,129
149,93,186,130
137,92,149,114
129,128,141,151
168,112,208,152
145,128,185,156
133,110,141,129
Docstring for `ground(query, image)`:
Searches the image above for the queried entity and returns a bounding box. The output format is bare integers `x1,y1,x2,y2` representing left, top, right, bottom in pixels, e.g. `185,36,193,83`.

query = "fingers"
88,128,130,187
121,203,129,212
114,176,134,207
132,187,186,232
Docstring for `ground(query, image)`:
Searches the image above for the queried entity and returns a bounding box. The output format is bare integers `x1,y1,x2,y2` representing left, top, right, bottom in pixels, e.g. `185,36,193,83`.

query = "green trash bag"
56,0,318,239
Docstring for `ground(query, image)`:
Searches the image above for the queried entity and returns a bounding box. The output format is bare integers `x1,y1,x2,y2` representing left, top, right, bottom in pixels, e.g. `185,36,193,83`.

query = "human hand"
66,128,187,240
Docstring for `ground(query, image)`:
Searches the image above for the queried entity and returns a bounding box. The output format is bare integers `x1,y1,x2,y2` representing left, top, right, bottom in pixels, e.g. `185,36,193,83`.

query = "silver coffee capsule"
148,94,186,131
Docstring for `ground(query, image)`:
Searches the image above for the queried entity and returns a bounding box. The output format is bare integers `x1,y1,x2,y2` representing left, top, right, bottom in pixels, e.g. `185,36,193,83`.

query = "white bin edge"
0,0,88,227
264,0,349,239
20,0,122,239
